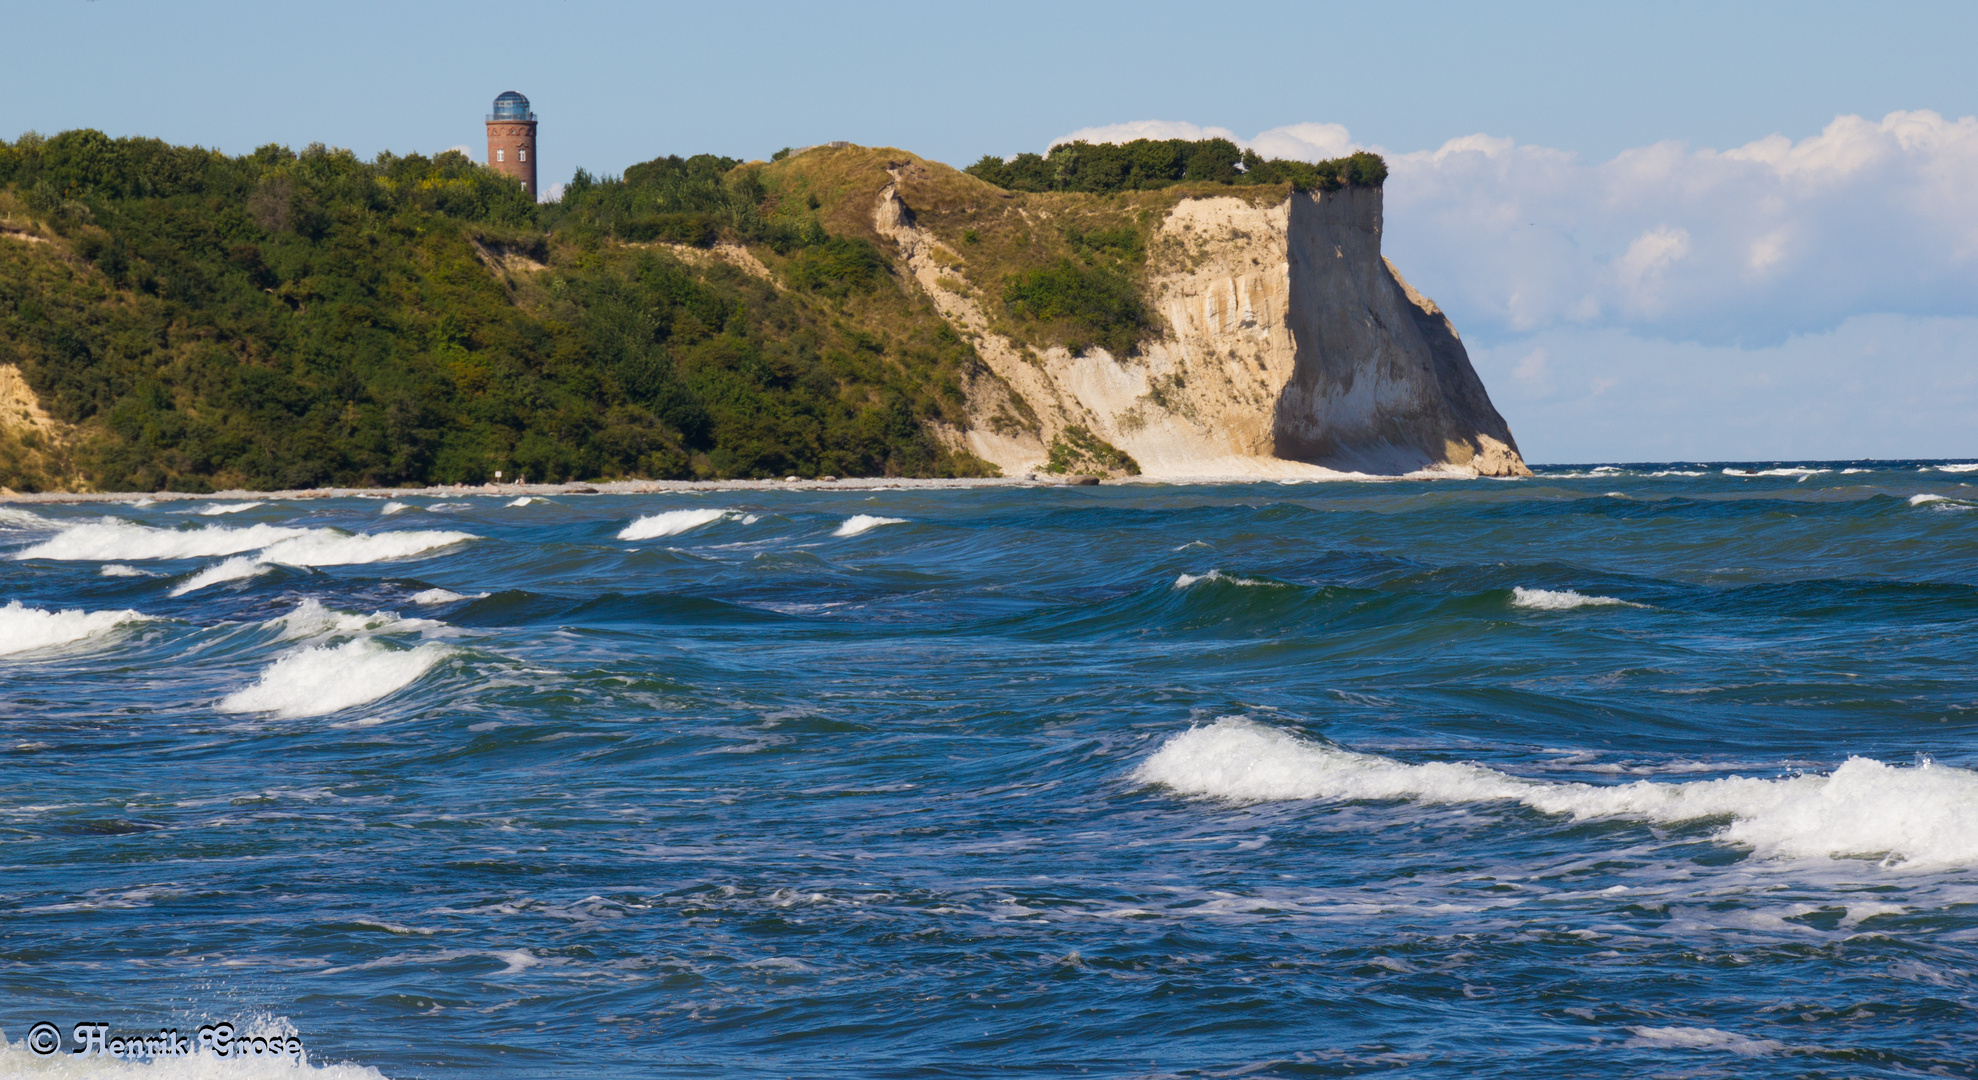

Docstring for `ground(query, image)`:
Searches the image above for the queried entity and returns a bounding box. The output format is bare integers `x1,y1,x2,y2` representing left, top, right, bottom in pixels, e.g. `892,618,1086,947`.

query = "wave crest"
0,601,151,657
1135,717,1978,869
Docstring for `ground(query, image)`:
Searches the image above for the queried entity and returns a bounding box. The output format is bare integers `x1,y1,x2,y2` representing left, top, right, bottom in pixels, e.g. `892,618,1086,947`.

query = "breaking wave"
170,556,272,597
834,514,906,537
193,502,264,516
15,520,472,565
1173,570,1282,589
219,638,452,718
1136,717,1978,869
0,601,152,657
618,508,741,540
1509,586,1637,610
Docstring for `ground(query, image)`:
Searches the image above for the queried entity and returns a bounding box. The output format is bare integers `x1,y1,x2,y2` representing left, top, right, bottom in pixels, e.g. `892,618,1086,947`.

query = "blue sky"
7,0,1975,463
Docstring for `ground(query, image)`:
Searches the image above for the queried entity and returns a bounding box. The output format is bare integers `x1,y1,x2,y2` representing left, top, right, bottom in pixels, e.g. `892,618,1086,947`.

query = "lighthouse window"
519,149,526,162
497,149,505,162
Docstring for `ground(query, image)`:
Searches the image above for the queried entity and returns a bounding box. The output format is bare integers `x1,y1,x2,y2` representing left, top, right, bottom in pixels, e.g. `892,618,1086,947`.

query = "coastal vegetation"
965,138,1387,195
0,132,984,490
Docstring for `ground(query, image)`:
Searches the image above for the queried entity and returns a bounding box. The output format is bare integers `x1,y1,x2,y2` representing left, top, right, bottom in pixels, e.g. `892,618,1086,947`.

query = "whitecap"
1135,717,1978,869
1908,493,1964,508
506,497,541,507
1510,586,1637,610
15,519,311,561
0,507,55,529
410,588,485,604
834,514,905,537
100,564,152,578
1174,570,1280,589
1723,467,1830,477
618,508,738,540
1645,469,1706,477
268,599,430,641
219,638,452,718
194,501,264,515
1624,1026,1783,1057
380,501,413,515
0,601,151,657
255,530,473,567
1935,463,1978,473
170,555,273,597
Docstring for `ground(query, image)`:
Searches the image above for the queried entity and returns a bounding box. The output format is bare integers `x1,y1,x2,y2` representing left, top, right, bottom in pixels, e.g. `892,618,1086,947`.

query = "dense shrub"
966,139,1386,195
1003,259,1149,358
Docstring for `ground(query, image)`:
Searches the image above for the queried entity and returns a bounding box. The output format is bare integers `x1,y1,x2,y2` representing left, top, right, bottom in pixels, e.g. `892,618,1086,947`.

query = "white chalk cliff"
875,171,1530,479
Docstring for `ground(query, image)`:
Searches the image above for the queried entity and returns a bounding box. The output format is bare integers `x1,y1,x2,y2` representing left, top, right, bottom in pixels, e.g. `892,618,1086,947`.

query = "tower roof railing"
486,112,538,122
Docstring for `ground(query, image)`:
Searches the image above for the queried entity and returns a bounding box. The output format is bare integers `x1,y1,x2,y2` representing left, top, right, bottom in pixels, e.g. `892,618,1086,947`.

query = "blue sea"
1,462,1975,1078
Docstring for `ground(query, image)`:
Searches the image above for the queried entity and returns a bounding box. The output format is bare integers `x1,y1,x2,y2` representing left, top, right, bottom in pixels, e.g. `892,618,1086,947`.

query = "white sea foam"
0,507,54,529
0,601,151,657
1723,467,1830,477
255,530,473,567
1510,586,1637,610
410,588,470,604
1935,463,1978,473
1624,1026,1782,1056
267,599,428,641
193,502,264,516
1174,570,1281,589
170,556,273,597
220,638,451,718
1645,469,1707,477
506,497,541,507
379,502,412,515
1135,717,1978,869
1907,493,1968,508
16,520,311,561
834,514,906,537
618,508,738,540
100,564,152,578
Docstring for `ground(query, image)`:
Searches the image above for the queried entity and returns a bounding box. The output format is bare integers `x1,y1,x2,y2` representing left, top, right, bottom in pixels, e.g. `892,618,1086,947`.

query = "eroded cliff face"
875,170,1529,479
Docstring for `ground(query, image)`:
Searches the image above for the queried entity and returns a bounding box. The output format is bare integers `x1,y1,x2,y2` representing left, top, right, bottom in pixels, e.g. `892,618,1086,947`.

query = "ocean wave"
1136,717,1978,869
618,508,741,540
411,588,485,604
255,531,474,566
506,497,543,507
1908,493,1968,509
1173,570,1282,589
1723,467,1830,477
1509,586,1637,610
380,502,413,515
220,638,452,718
0,507,55,529
16,520,311,561
169,556,273,597
1645,469,1707,477
834,514,906,537
192,501,264,516
100,564,153,578
0,601,151,657
268,599,434,641
1934,463,1978,473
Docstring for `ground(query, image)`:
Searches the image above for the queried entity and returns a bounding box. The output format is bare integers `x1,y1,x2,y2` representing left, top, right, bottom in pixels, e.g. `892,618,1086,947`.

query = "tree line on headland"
0,130,1383,491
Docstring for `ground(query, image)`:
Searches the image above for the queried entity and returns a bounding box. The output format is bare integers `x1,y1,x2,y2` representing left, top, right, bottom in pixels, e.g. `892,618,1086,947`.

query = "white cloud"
1383,110,1978,344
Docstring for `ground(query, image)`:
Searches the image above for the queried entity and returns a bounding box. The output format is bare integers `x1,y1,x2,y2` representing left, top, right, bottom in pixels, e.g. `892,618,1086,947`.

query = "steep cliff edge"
870,155,1529,479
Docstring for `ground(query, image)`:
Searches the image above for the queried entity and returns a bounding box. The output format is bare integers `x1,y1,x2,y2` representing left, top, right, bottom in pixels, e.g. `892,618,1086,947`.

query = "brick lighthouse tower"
485,91,538,198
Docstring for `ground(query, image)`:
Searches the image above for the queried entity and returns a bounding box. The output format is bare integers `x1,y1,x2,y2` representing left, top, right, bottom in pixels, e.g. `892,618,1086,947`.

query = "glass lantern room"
489,91,535,122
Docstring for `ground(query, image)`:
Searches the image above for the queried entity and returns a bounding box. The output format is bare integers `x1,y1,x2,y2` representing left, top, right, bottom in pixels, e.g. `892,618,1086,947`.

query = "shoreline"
0,469,1487,504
